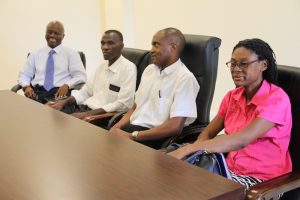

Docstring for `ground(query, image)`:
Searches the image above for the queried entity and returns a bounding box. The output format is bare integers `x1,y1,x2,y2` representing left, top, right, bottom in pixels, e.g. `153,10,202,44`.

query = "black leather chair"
121,48,151,90
163,34,221,145
246,65,300,200
88,34,221,141
11,51,86,92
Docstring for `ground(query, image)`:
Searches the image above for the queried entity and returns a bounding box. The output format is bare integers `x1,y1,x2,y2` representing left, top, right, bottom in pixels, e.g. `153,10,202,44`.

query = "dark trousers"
122,124,170,150
61,103,91,114
32,85,71,104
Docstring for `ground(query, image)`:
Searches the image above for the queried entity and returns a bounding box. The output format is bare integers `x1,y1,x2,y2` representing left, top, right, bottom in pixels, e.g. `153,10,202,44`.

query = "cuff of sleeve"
19,82,30,88
65,81,74,89
259,114,285,126
71,90,83,105
102,104,114,113
102,102,127,113
170,110,197,118
171,110,197,125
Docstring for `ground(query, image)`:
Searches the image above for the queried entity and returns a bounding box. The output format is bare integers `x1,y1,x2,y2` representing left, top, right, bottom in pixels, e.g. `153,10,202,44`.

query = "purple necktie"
44,50,55,91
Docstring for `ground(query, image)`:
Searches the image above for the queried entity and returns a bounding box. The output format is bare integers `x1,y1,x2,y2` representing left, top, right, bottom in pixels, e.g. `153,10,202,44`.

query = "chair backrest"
78,51,86,69
121,48,150,90
122,34,221,127
277,65,300,171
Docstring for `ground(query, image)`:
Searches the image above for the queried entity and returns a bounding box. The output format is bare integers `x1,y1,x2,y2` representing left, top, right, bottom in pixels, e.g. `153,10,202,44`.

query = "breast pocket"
158,97,172,119
107,84,120,100
109,84,120,92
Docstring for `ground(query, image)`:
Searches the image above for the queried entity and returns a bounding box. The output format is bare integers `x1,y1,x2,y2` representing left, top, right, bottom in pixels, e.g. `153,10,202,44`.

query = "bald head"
47,20,65,34
158,27,185,56
151,27,185,69
45,20,65,48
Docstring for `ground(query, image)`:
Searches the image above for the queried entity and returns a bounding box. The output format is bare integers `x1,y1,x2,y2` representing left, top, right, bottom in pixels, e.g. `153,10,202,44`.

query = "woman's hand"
167,145,192,160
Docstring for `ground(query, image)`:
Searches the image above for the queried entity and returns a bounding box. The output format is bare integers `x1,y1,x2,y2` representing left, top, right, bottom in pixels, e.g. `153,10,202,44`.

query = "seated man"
18,20,87,104
109,28,200,149
49,30,137,126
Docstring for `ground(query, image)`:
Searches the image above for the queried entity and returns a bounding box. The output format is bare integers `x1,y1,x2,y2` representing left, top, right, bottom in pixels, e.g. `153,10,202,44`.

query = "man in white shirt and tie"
18,20,87,104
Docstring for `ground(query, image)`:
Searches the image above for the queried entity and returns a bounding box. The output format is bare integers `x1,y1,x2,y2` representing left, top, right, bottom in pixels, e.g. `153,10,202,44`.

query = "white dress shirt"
130,59,200,128
72,55,137,112
18,45,87,89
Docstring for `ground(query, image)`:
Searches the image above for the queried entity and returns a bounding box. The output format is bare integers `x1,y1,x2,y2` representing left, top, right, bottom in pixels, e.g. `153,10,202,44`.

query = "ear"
260,60,268,71
170,43,177,52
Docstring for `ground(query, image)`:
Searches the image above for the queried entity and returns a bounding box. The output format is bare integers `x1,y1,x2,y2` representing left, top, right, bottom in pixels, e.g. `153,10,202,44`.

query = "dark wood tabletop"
0,90,245,200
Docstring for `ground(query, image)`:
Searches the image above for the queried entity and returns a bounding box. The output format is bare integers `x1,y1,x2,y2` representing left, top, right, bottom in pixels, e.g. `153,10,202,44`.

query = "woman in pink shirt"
169,38,292,189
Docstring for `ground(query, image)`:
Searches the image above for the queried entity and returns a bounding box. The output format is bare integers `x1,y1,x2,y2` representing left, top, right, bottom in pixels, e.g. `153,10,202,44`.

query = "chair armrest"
11,84,22,92
161,125,206,148
106,111,127,129
246,171,300,200
85,112,118,124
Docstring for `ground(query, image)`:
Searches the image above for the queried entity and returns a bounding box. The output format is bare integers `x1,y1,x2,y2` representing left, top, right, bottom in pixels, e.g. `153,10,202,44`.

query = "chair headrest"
278,64,300,170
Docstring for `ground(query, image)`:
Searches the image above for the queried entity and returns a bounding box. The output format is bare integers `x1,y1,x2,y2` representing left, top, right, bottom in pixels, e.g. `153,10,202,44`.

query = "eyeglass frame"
226,59,260,70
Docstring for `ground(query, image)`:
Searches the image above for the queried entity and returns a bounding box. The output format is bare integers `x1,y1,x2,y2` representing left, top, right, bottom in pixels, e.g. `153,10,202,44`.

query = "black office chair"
88,34,221,144
11,51,86,92
246,65,300,200
160,34,222,146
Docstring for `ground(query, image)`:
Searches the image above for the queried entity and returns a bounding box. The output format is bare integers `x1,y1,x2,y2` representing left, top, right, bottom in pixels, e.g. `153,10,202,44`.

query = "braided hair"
233,38,278,85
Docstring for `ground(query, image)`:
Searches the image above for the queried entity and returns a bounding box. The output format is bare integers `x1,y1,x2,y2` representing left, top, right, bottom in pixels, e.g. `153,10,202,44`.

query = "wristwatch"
131,131,140,140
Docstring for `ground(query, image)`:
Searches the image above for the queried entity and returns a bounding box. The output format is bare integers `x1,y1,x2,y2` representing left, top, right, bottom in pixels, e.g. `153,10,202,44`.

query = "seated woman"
168,38,292,189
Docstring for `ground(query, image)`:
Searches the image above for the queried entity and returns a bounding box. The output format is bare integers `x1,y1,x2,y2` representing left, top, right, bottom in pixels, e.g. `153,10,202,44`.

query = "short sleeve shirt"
130,59,200,128
218,80,292,180
72,55,137,112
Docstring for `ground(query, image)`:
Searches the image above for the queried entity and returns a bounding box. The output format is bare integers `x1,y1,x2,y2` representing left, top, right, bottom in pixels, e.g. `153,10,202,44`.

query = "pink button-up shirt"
218,80,292,180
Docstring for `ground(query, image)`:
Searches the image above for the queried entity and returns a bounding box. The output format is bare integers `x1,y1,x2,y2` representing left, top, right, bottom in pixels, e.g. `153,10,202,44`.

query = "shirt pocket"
107,84,120,100
158,97,172,119
109,84,121,92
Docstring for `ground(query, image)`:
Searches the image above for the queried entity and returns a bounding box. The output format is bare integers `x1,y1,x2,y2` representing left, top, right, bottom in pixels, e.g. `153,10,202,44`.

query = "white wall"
1,0,300,116
103,0,300,115
0,0,102,91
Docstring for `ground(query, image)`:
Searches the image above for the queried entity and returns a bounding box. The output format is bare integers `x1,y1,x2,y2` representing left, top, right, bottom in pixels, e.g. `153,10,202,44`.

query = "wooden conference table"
0,90,245,200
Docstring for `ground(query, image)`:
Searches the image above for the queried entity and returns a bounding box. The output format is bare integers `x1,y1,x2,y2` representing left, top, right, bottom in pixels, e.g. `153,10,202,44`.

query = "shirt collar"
46,44,62,54
250,80,271,105
159,59,182,76
106,55,124,73
232,80,270,105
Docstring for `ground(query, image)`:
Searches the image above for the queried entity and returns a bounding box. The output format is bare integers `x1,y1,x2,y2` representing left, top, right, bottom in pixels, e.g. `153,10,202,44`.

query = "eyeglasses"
226,59,259,70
